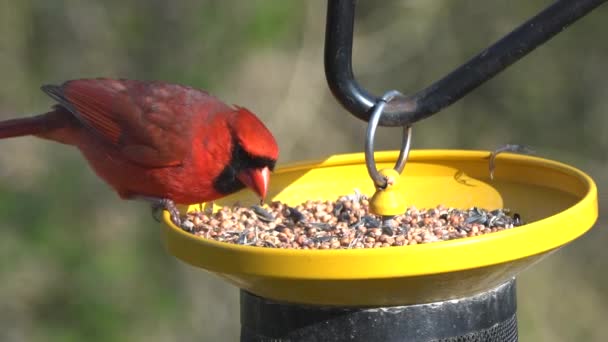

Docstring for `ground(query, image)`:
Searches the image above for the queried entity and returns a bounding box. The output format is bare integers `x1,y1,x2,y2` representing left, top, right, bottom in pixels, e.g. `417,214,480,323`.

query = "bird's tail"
0,115,50,139
0,107,76,144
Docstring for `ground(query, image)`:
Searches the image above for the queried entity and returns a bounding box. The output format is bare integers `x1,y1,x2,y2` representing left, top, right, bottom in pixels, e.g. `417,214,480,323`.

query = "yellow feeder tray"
161,150,598,306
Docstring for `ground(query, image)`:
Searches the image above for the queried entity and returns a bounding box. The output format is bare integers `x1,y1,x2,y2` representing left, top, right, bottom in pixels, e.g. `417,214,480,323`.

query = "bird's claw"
150,198,181,226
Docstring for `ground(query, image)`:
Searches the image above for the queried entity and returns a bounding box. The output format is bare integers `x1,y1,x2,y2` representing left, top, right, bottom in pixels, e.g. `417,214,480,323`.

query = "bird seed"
178,194,524,249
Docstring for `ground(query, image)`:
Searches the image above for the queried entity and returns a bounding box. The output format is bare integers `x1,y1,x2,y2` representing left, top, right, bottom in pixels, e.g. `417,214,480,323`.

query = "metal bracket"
324,0,607,127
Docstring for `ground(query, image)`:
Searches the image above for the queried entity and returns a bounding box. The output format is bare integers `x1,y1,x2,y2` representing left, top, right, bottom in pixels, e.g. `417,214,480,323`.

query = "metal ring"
365,90,413,189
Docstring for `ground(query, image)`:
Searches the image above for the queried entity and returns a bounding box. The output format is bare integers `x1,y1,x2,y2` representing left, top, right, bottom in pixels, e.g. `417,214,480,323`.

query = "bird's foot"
133,196,182,226
151,198,181,226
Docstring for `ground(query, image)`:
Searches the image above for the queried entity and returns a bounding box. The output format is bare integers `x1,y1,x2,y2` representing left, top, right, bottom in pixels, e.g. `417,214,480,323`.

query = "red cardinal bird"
0,78,279,225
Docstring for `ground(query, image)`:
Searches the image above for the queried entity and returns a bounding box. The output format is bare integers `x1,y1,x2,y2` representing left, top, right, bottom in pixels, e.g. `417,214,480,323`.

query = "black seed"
513,213,522,226
493,219,506,227
333,202,344,216
285,206,305,223
339,211,351,222
251,205,274,222
310,222,332,231
459,225,471,232
465,216,477,224
312,236,333,243
465,214,487,225
349,219,363,229
238,229,250,244
382,225,394,236
362,215,380,228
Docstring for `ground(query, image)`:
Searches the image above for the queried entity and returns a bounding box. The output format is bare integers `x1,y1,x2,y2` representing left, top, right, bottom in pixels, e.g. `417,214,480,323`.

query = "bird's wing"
42,79,195,168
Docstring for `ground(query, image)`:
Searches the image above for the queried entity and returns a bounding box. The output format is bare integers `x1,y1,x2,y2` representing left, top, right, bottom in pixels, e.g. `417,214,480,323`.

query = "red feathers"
232,106,279,159
1,78,279,205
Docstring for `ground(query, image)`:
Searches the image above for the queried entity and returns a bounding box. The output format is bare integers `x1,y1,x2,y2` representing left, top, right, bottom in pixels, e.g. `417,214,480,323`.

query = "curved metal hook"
365,90,412,189
324,0,607,127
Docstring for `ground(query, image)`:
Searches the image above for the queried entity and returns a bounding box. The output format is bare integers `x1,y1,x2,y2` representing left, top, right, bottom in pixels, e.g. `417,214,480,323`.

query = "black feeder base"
240,279,517,342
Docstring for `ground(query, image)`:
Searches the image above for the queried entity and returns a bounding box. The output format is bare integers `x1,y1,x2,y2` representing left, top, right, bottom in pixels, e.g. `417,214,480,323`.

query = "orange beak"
237,166,270,201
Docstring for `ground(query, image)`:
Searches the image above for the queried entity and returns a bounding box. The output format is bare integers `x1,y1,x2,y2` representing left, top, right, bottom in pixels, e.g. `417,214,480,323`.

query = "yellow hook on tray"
369,168,407,216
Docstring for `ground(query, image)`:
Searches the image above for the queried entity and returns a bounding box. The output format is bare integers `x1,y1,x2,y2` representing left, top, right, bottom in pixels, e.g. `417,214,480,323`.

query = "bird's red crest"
231,106,278,161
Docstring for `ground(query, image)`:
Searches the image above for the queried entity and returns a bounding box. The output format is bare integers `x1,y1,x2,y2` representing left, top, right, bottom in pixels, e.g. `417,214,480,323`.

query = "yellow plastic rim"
161,150,598,305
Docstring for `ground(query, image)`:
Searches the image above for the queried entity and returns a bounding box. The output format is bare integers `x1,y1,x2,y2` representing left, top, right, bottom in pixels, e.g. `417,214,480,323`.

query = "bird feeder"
162,1,603,341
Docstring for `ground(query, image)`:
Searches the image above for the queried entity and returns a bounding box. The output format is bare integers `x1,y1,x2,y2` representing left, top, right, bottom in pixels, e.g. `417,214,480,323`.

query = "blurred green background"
0,1,606,341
